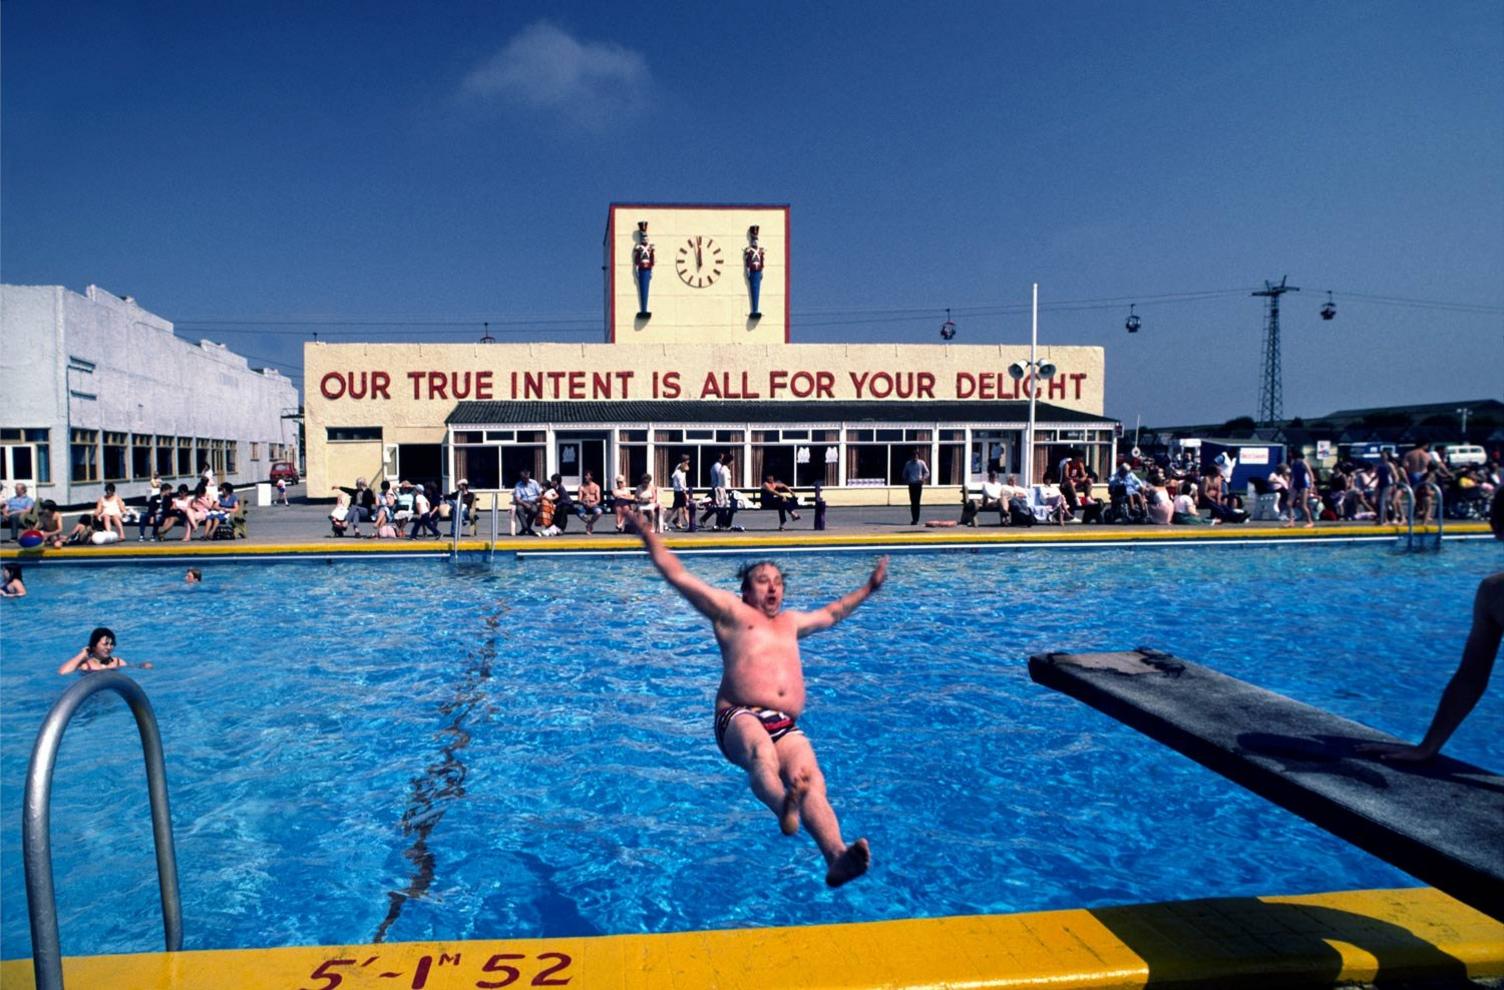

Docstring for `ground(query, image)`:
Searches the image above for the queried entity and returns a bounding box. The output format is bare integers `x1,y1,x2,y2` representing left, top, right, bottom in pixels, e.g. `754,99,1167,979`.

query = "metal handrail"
490,495,499,562
1398,484,1416,546
24,672,182,990
1426,480,1445,544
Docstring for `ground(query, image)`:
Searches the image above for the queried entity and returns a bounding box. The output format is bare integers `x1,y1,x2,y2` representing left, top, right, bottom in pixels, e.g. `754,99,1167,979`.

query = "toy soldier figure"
633,221,654,318
744,225,765,318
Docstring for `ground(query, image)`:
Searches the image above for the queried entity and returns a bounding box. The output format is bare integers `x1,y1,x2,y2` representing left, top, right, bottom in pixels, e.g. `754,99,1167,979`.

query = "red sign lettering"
320,366,1090,404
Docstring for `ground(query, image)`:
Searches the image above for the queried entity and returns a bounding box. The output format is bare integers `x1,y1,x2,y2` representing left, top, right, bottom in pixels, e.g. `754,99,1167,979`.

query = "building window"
155,435,175,477
132,433,153,479
71,428,99,483
936,441,966,485
1,428,52,484
102,431,129,481
749,429,837,487
250,442,261,462
177,436,193,476
225,441,237,475
452,445,501,489
327,426,382,442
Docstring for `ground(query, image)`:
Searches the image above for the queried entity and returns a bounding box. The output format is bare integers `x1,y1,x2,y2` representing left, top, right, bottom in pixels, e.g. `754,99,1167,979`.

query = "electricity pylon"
1252,277,1299,426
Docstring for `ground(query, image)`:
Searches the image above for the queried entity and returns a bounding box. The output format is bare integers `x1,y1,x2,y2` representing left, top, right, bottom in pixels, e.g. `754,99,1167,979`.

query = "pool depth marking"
3,887,1499,989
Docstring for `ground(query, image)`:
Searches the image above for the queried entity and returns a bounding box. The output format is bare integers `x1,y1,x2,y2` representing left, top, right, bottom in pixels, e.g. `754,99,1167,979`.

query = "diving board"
1028,650,1504,921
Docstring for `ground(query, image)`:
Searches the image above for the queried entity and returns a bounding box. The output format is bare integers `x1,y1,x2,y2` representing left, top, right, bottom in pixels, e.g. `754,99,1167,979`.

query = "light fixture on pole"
1008,283,1057,484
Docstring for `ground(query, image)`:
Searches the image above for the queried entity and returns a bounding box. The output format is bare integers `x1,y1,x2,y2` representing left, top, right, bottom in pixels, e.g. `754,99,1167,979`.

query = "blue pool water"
2,541,1501,960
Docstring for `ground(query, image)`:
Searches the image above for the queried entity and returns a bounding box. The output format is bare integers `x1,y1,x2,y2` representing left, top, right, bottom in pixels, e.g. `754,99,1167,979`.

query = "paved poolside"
2,484,1489,560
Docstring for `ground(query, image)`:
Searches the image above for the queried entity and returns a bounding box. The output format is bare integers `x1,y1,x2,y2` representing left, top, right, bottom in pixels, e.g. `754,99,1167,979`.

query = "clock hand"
696,236,702,269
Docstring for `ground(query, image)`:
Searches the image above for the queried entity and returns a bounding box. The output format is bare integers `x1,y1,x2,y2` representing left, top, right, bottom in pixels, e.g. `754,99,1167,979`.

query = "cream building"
304,204,1116,505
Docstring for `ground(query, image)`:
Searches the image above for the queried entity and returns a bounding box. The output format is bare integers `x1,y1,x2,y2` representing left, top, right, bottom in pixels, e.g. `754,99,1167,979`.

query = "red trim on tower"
783,206,791,343
606,209,617,343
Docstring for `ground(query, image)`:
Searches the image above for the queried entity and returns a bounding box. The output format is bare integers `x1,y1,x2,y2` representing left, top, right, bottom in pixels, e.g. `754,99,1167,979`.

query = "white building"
1,284,299,507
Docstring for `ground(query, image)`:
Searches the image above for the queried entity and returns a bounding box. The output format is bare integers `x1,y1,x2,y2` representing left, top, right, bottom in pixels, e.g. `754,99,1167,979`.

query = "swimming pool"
2,541,1500,960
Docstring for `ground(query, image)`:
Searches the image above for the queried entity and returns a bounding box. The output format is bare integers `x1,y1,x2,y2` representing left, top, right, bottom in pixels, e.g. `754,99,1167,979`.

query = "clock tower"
605,203,788,345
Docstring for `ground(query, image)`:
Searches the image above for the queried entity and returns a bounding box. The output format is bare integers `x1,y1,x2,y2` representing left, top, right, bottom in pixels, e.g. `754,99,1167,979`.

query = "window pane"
327,426,381,441
847,445,889,484
103,441,127,480
500,447,545,487
454,445,500,489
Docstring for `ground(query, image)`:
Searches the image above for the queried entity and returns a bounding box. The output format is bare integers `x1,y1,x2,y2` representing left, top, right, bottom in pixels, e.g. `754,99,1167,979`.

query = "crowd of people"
0,468,246,547
1018,443,1501,529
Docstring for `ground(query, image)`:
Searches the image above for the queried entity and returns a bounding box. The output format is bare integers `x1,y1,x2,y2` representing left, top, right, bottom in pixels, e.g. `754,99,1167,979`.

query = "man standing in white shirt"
902,448,930,525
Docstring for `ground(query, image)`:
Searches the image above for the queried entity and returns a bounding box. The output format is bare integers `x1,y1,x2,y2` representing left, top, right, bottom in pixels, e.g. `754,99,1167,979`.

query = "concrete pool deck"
3,887,1501,989
2,485,1492,561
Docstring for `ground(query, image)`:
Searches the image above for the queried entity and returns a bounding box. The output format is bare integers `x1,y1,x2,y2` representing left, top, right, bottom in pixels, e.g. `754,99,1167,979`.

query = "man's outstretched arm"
797,556,888,638
625,508,733,620
1361,572,1503,762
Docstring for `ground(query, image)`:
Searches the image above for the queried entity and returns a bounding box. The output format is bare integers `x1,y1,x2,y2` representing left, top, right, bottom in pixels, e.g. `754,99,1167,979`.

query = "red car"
270,461,300,485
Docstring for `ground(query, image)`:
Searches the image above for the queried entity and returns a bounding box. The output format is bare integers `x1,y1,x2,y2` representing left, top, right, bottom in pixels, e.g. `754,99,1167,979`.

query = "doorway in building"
0,444,37,493
969,434,1014,482
557,434,607,489
396,444,443,492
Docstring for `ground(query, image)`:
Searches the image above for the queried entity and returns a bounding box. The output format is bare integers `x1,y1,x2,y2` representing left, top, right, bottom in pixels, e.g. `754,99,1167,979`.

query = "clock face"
675,236,724,287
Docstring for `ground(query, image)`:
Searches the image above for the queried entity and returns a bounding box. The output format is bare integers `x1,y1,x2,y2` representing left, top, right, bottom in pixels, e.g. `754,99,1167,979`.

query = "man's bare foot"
825,838,870,887
779,787,801,836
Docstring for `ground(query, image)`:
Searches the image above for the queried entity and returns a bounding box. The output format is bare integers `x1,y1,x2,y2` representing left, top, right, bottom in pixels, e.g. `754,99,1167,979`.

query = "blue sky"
4,1,1500,426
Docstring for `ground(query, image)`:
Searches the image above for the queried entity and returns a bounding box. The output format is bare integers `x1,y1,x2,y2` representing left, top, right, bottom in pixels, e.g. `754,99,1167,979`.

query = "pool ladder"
22,672,183,990
447,495,501,561
1395,481,1445,553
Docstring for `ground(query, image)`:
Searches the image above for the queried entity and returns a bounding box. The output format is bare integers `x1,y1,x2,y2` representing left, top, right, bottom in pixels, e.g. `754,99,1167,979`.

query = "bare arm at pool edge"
1360,572,1502,763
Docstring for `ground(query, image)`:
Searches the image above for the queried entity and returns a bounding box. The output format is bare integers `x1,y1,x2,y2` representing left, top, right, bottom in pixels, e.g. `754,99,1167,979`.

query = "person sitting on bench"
760,474,802,529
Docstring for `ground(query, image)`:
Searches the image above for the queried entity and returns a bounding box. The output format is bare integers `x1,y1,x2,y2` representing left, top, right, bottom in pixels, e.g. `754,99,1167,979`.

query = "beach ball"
17,529,44,549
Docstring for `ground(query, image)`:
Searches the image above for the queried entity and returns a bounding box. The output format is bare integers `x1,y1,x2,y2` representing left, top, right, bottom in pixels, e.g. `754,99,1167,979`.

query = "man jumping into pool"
623,507,886,887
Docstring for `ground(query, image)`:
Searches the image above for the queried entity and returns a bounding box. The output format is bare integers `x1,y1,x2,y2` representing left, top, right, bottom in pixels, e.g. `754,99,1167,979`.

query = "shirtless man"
625,507,886,886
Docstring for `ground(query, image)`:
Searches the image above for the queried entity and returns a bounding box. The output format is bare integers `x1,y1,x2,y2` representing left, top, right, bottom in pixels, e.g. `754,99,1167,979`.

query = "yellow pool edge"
3,887,1499,989
2,521,1490,561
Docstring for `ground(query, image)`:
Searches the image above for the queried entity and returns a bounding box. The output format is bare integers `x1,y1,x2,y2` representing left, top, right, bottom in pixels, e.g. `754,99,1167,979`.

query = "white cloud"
461,22,652,129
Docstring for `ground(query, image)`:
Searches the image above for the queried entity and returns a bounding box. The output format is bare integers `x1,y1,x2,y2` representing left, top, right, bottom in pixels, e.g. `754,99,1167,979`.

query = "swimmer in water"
185,567,202,584
624,506,886,887
58,627,153,675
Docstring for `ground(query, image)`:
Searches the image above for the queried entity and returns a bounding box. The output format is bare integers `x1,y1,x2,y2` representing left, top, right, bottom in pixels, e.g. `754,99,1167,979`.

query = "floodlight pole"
1025,282,1039,485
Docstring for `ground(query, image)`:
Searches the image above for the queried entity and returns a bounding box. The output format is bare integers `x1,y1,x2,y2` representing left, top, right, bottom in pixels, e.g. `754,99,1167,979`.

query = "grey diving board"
1028,649,1504,921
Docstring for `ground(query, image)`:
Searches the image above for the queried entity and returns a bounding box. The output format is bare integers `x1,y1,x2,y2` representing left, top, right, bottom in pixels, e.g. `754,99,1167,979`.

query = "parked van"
1442,444,1486,468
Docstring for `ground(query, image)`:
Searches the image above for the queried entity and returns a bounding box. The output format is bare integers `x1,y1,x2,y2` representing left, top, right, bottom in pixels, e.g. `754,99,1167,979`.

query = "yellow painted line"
2,888,1499,989
1,522,1489,561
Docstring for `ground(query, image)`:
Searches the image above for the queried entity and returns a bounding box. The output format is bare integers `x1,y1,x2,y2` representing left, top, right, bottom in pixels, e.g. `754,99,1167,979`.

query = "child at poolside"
624,506,884,887
58,627,153,674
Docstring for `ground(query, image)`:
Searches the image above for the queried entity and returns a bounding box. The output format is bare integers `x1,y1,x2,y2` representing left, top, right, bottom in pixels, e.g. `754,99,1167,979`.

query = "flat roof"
446,399,1114,426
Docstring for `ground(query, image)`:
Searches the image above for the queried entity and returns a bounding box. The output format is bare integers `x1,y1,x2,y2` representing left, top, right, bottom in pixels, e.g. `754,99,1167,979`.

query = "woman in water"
58,627,153,675
1,563,25,597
